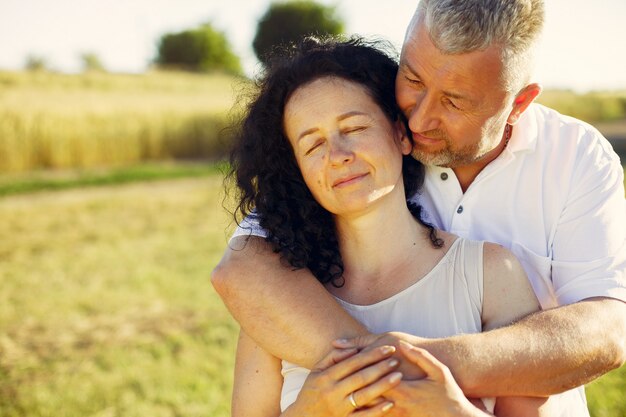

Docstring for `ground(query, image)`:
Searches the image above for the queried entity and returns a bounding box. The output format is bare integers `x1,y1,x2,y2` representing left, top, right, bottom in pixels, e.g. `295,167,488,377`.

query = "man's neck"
452,127,510,192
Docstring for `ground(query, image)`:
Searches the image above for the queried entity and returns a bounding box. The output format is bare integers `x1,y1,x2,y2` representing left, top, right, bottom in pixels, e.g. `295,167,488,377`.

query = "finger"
398,340,447,380
333,333,380,349
326,345,396,381
351,401,395,416
338,356,400,396
312,347,359,372
348,371,402,409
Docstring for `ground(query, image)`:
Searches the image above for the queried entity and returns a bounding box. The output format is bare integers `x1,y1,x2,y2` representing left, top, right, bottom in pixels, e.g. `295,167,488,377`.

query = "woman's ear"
395,119,413,156
507,83,542,125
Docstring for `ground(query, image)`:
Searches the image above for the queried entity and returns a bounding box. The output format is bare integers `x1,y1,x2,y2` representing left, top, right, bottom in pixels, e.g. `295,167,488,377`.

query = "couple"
215,0,626,416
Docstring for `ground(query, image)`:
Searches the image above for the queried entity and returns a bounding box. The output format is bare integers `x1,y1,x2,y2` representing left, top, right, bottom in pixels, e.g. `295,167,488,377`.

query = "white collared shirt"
416,103,626,308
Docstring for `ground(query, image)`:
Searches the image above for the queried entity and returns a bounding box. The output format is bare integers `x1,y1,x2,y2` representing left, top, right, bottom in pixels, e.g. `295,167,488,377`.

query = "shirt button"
457,205,464,214
440,172,448,180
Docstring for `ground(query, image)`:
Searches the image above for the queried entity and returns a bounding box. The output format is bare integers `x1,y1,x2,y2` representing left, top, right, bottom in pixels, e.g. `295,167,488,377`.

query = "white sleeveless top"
280,237,486,410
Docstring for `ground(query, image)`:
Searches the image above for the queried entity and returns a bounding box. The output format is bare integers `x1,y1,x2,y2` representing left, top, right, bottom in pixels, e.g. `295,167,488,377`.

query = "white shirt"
416,103,626,309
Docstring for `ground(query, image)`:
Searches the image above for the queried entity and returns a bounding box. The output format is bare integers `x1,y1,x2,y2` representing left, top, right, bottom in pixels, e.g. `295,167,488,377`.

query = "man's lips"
332,173,368,187
413,132,444,145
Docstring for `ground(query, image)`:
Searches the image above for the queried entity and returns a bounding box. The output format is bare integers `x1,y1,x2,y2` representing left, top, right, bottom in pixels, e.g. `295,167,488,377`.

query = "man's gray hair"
415,0,544,92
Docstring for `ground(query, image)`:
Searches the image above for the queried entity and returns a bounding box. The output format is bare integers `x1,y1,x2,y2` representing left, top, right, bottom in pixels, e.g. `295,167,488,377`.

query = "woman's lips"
333,173,368,188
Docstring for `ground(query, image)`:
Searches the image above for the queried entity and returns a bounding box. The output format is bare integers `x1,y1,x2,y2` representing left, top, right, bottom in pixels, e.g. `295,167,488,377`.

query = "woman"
227,37,549,416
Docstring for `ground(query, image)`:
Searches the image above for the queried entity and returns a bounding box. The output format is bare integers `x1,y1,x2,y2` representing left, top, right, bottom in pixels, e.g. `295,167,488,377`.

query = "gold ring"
349,391,359,409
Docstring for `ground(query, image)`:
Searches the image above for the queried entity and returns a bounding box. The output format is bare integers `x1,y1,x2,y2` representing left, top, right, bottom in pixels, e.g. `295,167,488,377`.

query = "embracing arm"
441,296,626,397
211,235,368,368
364,297,626,398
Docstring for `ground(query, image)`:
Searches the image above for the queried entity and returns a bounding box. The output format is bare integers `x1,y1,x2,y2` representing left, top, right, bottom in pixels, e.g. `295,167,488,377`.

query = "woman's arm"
232,330,283,417
212,236,369,368
481,243,550,416
481,242,540,332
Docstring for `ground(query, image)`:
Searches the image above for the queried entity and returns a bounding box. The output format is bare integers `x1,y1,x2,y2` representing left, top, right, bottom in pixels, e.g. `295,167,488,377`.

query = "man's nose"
407,94,440,134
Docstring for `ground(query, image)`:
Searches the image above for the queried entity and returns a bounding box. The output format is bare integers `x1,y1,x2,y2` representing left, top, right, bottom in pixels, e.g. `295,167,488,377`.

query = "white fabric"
416,103,626,310
280,238,486,411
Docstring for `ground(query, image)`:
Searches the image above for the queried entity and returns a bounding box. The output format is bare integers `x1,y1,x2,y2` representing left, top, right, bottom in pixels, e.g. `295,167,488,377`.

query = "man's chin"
411,149,453,167
411,148,485,169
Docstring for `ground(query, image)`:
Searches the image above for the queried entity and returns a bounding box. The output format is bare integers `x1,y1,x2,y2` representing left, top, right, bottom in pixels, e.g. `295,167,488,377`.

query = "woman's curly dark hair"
228,36,442,287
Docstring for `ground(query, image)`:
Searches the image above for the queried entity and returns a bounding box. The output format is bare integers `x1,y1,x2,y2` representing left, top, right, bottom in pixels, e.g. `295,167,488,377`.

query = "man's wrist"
416,333,484,396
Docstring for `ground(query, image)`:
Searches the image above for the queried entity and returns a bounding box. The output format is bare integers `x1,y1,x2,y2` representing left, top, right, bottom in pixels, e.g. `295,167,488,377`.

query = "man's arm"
341,297,626,397
451,297,626,397
211,235,368,368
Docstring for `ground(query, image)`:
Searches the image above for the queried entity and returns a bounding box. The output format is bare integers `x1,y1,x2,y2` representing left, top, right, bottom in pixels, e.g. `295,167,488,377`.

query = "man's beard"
411,129,484,168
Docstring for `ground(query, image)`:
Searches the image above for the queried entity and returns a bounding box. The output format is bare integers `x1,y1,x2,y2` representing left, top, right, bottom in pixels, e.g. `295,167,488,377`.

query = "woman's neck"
331,190,438,304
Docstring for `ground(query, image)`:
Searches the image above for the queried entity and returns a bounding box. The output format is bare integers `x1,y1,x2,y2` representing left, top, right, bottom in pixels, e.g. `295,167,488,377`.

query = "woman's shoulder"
481,242,540,330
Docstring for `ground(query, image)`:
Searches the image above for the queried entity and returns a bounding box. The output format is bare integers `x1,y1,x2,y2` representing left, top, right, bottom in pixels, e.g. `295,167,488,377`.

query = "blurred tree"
80,52,106,72
24,55,49,71
253,0,344,66
155,23,242,74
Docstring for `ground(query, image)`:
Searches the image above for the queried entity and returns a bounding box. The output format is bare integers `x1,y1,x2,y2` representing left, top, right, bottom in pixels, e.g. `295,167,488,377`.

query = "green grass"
0,175,238,416
0,170,624,417
536,89,626,124
586,365,626,417
0,161,226,197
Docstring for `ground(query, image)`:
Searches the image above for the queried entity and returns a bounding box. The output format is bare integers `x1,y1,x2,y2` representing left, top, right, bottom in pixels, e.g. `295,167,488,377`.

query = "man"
213,0,626,413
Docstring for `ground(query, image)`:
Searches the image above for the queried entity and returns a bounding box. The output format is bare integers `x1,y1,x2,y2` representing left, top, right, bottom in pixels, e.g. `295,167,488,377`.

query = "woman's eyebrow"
337,111,368,122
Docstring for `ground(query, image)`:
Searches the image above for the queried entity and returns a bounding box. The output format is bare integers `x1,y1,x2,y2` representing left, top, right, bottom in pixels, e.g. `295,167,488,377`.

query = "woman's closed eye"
343,126,367,135
305,140,324,155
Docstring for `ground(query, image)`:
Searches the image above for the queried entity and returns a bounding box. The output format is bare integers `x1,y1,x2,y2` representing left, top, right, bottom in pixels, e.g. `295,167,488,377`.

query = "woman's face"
283,76,412,217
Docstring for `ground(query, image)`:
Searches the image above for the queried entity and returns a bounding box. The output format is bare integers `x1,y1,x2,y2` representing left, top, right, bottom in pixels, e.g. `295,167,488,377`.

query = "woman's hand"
283,345,403,417
381,341,489,417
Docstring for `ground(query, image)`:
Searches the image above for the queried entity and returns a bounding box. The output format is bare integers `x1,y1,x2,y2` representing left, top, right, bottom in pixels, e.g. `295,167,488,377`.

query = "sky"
1,0,625,92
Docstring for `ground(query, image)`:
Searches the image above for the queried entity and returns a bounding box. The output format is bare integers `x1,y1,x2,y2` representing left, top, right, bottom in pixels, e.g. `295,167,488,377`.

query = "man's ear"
395,119,413,155
507,83,542,125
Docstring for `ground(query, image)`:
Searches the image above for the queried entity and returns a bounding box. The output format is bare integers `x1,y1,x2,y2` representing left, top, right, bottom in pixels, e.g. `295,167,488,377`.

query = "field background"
0,71,625,416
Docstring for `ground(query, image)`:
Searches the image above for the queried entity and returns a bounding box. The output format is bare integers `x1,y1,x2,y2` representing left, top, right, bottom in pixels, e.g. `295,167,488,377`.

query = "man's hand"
334,332,430,380
378,341,484,417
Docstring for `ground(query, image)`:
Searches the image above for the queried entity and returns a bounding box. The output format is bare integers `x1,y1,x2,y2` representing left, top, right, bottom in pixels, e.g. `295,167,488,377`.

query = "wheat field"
0,71,242,173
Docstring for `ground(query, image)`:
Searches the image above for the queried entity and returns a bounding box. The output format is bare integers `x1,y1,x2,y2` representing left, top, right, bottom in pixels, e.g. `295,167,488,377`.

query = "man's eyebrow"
400,61,420,78
443,89,469,101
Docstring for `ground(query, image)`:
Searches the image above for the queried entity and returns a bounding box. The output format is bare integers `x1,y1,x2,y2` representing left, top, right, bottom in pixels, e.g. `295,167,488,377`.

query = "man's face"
396,20,513,168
